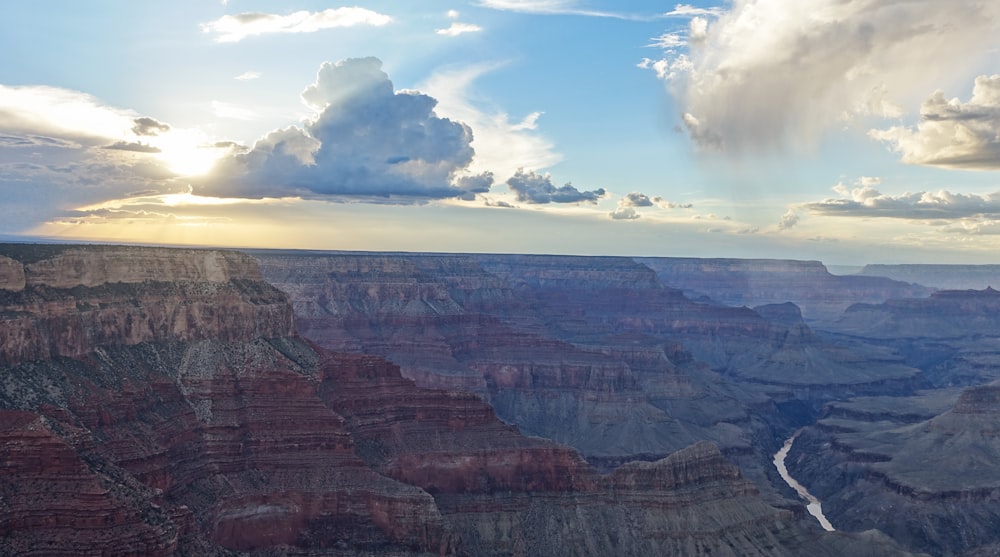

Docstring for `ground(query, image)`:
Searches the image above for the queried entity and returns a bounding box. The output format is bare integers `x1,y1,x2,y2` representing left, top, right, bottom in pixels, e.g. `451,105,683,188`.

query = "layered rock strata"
787,383,1000,556
1,244,911,556
0,245,448,555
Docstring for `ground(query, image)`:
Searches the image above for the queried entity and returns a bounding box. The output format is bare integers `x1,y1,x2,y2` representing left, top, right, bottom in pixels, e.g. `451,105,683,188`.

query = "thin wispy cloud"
662,4,723,18
647,32,685,49
212,101,256,121
235,71,261,81
419,62,561,181
436,22,483,36
202,8,392,43
476,0,645,20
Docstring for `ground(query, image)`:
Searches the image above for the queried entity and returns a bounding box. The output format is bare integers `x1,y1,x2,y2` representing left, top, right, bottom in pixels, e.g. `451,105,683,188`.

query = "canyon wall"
785,286,1000,555
1,244,906,556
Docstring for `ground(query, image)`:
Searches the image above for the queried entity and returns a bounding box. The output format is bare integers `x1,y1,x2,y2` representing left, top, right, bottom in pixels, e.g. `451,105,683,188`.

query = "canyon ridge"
4,243,998,555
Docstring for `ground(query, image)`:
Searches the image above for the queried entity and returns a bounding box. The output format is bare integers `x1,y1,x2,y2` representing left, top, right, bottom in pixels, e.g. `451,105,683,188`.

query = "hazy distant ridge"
860,264,1000,290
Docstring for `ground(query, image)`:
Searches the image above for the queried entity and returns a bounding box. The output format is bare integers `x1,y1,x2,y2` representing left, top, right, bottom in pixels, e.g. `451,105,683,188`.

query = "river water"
773,431,836,532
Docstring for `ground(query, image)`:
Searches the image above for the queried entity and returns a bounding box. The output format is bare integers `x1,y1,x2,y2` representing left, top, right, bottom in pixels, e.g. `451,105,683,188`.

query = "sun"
148,128,228,177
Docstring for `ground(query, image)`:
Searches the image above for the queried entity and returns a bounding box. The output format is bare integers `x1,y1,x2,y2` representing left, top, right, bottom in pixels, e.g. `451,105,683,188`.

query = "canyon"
4,244,998,555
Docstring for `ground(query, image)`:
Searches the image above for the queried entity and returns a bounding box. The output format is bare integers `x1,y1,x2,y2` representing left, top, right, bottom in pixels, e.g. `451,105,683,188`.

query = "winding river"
773,431,836,532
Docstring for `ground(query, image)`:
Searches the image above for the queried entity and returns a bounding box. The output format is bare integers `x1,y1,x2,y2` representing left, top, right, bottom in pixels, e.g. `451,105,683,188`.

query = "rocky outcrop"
833,287,1000,340
787,383,1000,556
0,410,182,556
0,245,448,555
641,257,932,322
0,244,294,365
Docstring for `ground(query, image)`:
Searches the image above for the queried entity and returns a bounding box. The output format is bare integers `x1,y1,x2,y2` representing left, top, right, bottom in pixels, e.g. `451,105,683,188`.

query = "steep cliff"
254,247,933,548
0,245,450,555
1,244,905,556
787,383,1000,556
0,244,294,365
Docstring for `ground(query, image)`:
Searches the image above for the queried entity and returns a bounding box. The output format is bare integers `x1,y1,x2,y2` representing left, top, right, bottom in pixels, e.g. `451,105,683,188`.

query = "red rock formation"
0,245,451,555
0,410,181,556
317,352,593,495
0,245,294,365
0,245,917,556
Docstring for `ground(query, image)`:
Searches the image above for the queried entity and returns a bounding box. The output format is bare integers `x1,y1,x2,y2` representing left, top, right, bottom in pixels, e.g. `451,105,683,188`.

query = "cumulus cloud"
506,168,605,204
621,192,654,207
610,206,639,220
870,75,1000,170
648,0,1000,154
436,22,483,36
202,8,392,43
201,57,493,202
131,117,170,137
802,179,1000,220
608,191,655,220
778,210,799,230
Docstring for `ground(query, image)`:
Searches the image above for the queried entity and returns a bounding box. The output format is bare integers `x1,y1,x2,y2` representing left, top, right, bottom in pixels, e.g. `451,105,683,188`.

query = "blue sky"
2,1,1000,264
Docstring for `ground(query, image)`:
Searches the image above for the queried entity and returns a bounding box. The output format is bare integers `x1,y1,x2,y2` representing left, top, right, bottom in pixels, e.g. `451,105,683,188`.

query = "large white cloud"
803,180,1000,220
870,75,1000,170
200,57,493,202
202,8,392,43
649,0,1000,154
0,85,137,145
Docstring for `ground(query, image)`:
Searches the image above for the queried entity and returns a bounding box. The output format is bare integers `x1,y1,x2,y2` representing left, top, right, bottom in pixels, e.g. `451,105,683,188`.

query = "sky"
2,1,1000,265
